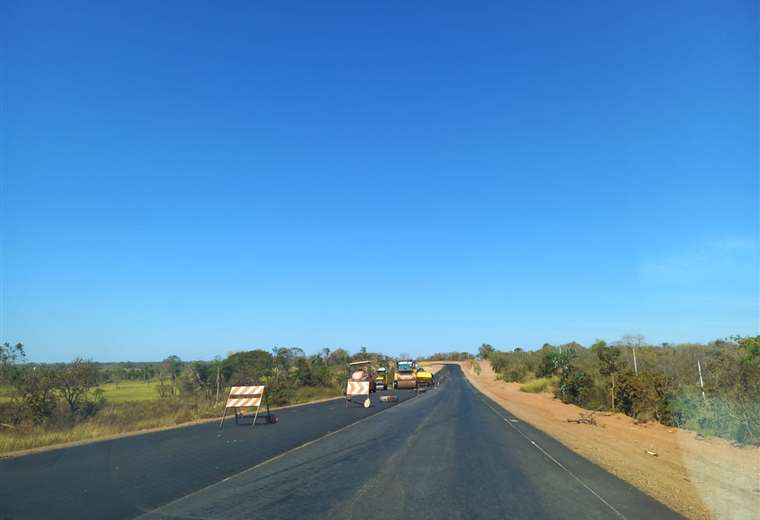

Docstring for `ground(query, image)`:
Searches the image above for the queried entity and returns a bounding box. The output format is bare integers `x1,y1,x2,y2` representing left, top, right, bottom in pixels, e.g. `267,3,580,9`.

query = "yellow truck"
375,366,389,391
393,360,417,389
415,365,434,388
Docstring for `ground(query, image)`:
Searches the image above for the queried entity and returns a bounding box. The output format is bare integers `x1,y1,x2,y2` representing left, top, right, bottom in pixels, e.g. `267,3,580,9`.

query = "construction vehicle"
347,360,377,393
393,360,417,390
415,364,434,388
375,366,389,390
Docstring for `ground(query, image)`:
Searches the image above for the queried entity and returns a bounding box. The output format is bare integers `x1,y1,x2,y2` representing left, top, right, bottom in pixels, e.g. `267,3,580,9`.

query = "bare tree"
621,334,645,376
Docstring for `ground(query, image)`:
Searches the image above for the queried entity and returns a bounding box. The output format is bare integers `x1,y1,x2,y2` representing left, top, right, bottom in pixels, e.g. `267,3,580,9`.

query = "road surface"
1,366,682,519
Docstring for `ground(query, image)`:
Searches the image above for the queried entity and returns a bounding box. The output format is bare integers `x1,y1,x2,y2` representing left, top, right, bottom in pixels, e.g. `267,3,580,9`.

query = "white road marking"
467,379,628,520
136,389,427,518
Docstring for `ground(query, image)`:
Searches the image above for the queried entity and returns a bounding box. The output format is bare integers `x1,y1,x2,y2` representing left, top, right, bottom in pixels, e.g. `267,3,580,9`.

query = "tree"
620,334,645,376
327,348,350,366
550,349,582,403
179,361,217,400
161,356,182,396
223,350,273,385
272,347,304,370
560,370,593,406
735,335,760,363
596,345,623,410
539,351,560,377
307,355,331,386
0,342,25,384
704,336,760,443
57,358,99,414
212,356,222,404
14,366,59,424
478,344,496,360
294,357,315,386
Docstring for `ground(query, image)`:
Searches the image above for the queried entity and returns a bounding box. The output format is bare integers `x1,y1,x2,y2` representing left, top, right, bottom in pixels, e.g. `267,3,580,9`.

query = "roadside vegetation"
0,343,393,454
480,335,760,445
519,376,558,394
422,352,474,361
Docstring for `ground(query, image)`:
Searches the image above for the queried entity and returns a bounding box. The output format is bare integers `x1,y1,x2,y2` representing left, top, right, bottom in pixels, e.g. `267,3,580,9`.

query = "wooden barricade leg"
252,402,261,428
219,406,227,429
265,393,272,423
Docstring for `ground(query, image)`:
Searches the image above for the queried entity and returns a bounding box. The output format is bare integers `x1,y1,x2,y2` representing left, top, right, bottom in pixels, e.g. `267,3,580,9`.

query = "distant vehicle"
394,360,417,389
375,366,389,390
415,365,434,388
348,360,376,394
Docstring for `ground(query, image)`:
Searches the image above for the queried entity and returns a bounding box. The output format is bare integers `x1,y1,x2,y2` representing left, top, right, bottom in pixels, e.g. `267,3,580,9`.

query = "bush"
13,367,59,424
614,370,675,423
491,351,537,382
557,370,593,406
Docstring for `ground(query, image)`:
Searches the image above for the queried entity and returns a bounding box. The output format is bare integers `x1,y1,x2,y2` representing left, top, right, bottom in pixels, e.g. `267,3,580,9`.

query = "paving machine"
393,360,417,390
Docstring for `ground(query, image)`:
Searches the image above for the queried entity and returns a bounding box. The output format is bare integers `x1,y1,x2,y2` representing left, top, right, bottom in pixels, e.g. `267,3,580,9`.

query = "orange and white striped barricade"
219,385,271,429
345,381,371,408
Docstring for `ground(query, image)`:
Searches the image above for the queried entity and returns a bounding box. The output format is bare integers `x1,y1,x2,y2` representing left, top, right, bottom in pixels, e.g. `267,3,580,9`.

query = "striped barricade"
345,381,371,408
219,385,272,429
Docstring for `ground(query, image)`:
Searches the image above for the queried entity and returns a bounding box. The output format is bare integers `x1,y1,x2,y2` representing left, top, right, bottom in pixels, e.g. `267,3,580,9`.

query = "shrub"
557,370,593,406
14,367,59,424
614,370,675,423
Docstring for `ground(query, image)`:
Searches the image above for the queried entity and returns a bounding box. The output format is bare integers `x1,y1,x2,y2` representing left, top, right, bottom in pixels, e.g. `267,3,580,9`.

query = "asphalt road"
1,366,683,520
0,385,418,520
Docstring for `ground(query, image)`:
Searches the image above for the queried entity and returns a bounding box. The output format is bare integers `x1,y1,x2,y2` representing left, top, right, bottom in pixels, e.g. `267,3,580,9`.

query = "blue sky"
2,1,758,362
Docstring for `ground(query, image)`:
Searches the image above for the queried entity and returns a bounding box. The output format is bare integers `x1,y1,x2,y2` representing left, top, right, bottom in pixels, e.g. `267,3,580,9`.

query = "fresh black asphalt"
0,386,417,520
1,366,683,520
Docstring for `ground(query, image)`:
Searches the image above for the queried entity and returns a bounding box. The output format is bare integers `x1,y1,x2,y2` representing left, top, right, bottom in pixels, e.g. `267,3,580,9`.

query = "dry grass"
519,376,558,394
0,400,219,454
0,385,342,456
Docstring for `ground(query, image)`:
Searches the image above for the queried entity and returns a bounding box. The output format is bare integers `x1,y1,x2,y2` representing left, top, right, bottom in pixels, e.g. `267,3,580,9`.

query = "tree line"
0,343,398,427
422,352,474,361
481,335,760,445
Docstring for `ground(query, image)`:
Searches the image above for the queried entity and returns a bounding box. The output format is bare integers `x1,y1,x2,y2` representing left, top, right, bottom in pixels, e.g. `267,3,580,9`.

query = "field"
0,380,160,405
97,380,161,402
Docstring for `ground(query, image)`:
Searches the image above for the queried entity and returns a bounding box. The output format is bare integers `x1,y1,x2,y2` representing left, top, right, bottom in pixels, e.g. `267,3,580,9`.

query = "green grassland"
97,380,161,402
0,380,160,404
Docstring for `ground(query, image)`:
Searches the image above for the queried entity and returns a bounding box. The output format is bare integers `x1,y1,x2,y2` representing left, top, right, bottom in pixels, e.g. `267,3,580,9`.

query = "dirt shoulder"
426,363,446,375
445,360,759,520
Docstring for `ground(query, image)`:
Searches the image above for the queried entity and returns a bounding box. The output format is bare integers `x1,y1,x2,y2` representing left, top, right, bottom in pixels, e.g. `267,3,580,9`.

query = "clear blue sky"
2,1,758,362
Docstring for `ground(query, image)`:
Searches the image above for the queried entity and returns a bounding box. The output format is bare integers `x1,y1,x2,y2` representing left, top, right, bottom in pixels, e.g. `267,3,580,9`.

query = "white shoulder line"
470,380,627,520
136,390,427,518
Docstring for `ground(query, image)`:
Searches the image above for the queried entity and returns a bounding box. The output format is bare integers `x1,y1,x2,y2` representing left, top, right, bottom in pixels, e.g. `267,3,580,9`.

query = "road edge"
0,394,345,461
